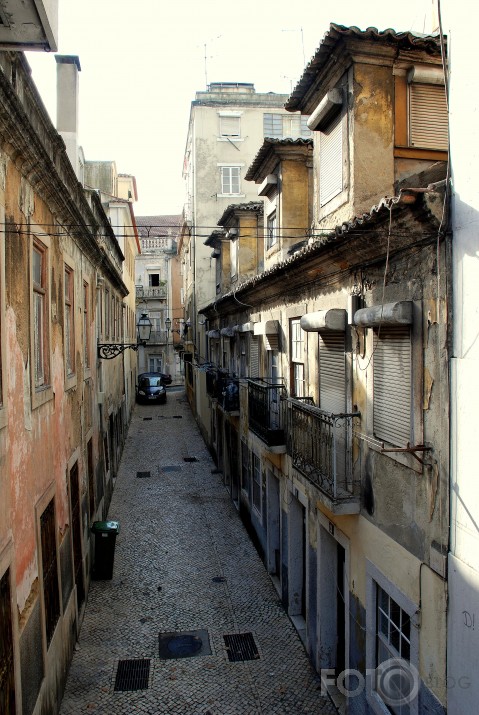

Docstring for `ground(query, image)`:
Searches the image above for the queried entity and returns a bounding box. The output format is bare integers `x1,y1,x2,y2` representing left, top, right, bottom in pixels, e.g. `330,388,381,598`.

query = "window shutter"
319,332,346,413
249,336,259,377
373,327,411,446
320,112,343,206
409,83,448,150
220,116,240,137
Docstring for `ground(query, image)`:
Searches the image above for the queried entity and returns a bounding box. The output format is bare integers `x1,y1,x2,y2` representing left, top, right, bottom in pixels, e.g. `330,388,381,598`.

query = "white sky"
27,0,434,216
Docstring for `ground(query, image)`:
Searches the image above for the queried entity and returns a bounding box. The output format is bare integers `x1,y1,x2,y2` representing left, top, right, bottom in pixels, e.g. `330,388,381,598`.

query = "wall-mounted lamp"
165,317,190,336
98,312,152,359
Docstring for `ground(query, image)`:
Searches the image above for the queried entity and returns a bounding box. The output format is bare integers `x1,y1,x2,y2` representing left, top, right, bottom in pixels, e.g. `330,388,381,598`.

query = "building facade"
0,52,138,715
190,25,449,715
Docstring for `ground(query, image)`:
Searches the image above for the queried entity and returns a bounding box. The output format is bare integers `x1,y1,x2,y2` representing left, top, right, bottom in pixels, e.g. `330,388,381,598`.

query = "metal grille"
136,471,151,478
224,633,260,662
184,457,198,462
114,659,150,691
143,417,152,421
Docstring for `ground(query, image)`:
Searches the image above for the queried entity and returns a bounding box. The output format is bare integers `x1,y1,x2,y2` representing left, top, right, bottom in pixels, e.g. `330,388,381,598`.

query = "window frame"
266,210,278,252
366,561,419,715
0,224,6,430
218,112,242,140
83,280,90,371
252,452,262,517
290,318,305,398
218,164,244,197
318,108,348,210
241,440,250,497
63,257,77,390
36,489,61,654
31,233,53,409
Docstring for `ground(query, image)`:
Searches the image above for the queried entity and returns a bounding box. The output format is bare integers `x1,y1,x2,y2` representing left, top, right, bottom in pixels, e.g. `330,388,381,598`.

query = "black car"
136,373,167,404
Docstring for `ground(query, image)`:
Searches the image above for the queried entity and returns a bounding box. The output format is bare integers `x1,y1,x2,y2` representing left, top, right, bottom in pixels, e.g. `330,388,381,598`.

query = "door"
69,463,85,612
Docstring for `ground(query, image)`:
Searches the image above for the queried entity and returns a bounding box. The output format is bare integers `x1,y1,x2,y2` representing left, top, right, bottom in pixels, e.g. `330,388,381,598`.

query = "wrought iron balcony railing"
285,397,360,506
205,368,240,412
136,285,167,299
148,330,168,344
247,378,286,448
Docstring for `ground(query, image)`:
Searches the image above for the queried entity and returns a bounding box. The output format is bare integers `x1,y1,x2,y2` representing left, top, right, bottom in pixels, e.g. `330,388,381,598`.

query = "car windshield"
140,377,162,387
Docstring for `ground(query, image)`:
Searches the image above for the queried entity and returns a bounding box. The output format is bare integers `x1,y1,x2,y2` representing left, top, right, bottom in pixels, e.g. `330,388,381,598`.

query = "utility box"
91,521,120,580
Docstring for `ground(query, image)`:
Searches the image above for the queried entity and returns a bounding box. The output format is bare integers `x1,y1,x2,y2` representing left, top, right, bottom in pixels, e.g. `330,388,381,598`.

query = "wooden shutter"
319,332,346,413
249,335,259,378
409,83,448,150
320,112,343,206
373,327,411,446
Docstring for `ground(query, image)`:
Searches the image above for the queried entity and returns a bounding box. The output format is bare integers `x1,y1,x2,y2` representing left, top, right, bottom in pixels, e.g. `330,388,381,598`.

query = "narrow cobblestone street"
59,388,337,715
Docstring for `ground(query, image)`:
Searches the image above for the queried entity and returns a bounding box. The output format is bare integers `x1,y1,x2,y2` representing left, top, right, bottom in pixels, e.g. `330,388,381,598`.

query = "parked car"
136,373,167,404
159,372,172,385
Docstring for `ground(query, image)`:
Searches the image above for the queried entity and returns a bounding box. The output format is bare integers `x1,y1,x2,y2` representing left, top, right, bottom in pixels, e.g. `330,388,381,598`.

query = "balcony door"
269,350,280,429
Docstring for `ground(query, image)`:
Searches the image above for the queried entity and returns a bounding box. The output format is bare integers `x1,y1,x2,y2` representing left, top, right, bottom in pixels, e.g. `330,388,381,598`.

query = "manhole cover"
224,633,260,662
158,629,211,659
136,471,151,478
184,457,198,462
114,658,150,691
162,466,182,473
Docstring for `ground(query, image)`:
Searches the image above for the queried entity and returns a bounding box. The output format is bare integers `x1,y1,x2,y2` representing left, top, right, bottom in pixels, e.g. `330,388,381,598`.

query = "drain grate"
184,456,198,463
136,471,151,479
158,629,211,659
114,658,150,691
143,417,152,421
162,466,182,473
212,576,226,583
173,415,183,419
224,633,259,662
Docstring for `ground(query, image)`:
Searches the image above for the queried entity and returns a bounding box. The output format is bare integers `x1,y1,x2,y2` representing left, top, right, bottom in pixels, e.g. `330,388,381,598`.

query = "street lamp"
97,312,153,359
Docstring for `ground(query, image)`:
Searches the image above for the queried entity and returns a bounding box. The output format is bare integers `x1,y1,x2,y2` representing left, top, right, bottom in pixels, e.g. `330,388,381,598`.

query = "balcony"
247,378,286,452
136,285,167,299
285,398,361,514
205,369,240,413
148,330,168,344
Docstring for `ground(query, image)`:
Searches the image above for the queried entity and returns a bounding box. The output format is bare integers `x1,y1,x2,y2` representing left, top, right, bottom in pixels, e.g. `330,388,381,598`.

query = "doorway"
69,463,85,614
266,471,281,590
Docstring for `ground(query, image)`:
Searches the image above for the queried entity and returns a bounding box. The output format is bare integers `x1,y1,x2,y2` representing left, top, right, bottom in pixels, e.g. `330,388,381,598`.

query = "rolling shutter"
319,332,346,414
409,83,448,150
249,336,259,378
373,327,411,446
320,112,343,206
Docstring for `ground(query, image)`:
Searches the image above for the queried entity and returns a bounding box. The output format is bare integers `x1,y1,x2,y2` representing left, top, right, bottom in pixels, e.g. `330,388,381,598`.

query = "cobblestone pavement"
60,388,337,715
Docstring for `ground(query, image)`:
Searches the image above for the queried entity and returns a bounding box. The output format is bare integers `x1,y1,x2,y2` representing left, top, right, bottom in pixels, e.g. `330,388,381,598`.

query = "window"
0,233,5,420
149,272,160,287
264,113,311,139
33,240,49,389
0,567,16,714
366,562,419,715
83,282,90,368
241,441,250,495
64,266,74,375
230,237,238,279
373,327,411,447
221,166,241,195
319,111,343,206
291,319,305,398
319,332,346,413
252,453,261,513
266,211,278,251
219,114,241,138
409,83,448,150
40,499,60,647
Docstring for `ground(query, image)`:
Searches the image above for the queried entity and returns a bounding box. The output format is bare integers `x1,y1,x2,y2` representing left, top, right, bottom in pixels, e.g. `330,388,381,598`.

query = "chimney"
55,55,81,179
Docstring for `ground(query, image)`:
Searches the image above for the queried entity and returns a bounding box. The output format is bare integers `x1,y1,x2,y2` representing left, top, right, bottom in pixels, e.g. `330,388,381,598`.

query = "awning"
220,327,235,337
354,301,413,327
207,329,220,339
253,320,279,336
300,309,346,332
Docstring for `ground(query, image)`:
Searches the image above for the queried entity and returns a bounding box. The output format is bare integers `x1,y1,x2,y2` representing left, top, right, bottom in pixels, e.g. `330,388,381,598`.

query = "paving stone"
60,391,337,715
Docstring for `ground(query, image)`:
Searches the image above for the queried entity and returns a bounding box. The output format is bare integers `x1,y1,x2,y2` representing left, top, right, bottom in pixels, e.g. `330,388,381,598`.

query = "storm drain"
212,576,226,583
136,471,151,479
184,456,198,463
114,658,150,691
224,633,260,662
143,417,152,421
173,415,183,419
161,465,182,473
158,629,211,659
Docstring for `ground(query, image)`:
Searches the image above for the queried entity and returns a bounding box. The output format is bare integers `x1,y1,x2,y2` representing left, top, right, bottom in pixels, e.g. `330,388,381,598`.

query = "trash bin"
91,521,120,580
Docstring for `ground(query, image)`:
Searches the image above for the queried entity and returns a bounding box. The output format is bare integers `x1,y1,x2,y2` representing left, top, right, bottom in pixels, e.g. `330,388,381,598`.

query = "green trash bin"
91,521,120,580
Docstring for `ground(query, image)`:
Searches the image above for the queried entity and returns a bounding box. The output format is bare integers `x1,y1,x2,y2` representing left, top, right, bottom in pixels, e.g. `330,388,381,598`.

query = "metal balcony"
136,285,167,299
148,330,168,345
247,378,286,451
285,398,361,514
205,369,240,413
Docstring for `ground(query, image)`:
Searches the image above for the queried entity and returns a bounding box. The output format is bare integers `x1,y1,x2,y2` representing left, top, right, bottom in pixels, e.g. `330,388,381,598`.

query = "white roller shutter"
373,327,411,446
409,83,448,150
249,336,259,378
320,112,343,206
319,332,346,413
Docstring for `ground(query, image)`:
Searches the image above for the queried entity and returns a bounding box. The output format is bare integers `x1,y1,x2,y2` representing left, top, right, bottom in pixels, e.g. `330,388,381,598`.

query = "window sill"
32,384,54,410
65,373,77,392
217,194,245,199
0,405,7,430
217,137,244,142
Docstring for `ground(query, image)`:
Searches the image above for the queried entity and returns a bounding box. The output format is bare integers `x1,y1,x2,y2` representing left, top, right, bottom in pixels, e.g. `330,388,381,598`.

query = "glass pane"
379,610,389,637
401,634,410,660
379,586,389,614
390,623,400,652
33,247,42,285
391,599,401,628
